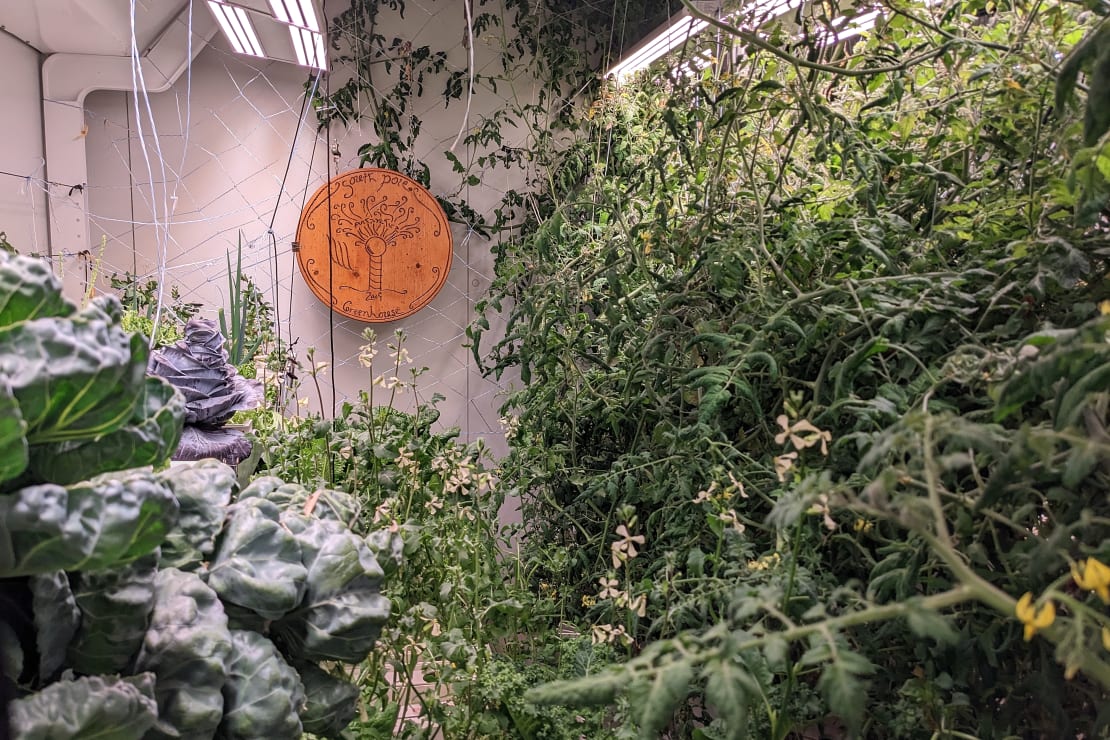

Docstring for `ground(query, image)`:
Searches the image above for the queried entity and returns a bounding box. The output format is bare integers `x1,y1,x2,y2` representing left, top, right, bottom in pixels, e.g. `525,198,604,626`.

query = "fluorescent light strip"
608,17,709,79
743,0,802,23
207,1,264,57
290,26,325,68
816,9,881,44
607,0,807,82
269,0,292,24
608,0,883,82
268,0,319,32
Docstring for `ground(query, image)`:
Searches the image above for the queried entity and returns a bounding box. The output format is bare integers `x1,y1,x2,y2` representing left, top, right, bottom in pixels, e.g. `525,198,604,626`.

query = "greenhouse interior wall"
0,2,534,467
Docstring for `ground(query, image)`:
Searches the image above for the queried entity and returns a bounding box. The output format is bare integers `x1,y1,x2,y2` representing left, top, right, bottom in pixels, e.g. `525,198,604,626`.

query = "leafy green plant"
469,0,1110,736
110,271,201,347
218,233,272,370
248,329,617,738
0,246,390,739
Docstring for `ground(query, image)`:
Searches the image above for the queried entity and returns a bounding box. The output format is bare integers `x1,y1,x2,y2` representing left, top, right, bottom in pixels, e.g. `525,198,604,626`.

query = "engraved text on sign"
295,168,453,322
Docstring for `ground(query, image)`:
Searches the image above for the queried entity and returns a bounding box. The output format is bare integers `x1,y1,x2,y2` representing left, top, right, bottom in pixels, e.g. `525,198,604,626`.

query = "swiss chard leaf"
273,517,390,663
240,477,361,527
8,672,158,740
207,499,307,620
0,298,146,445
0,252,74,327
135,568,232,740
29,570,79,681
0,378,28,485
157,459,236,570
297,662,360,738
216,630,305,739
68,553,158,675
29,376,184,485
0,472,178,577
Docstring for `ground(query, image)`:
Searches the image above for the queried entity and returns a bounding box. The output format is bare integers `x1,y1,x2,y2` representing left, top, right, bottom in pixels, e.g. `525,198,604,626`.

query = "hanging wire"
323,0,338,482
266,70,323,363
448,0,475,154
131,0,179,346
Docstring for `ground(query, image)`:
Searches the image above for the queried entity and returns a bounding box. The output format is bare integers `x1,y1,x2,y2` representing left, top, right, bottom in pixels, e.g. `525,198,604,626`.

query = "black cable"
288,130,320,358
323,0,337,483
0,169,81,192
266,70,322,363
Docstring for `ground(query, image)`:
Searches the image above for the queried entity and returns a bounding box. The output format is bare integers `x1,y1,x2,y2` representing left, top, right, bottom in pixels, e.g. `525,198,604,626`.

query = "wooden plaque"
295,168,453,322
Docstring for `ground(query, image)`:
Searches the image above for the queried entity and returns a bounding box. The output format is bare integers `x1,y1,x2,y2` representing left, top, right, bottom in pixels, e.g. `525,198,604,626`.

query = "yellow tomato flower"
1015,592,1055,641
1072,558,1110,604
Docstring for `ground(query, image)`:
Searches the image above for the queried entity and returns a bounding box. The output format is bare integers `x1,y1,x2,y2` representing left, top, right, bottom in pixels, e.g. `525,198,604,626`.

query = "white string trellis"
60,0,559,442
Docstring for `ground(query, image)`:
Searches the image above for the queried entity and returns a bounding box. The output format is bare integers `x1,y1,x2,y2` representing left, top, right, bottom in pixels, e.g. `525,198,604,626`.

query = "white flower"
718,509,746,533
692,482,717,504
775,415,832,455
358,345,377,368
590,623,630,646
727,471,748,498
611,524,646,569
598,577,622,600
774,452,798,483
807,493,838,531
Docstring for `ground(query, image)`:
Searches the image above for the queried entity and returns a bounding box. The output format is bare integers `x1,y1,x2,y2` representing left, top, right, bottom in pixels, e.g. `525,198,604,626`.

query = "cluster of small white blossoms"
431,448,493,496
773,413,832,482
499,414,521,439
591,519,649,645
691,470,749,534
590,623,631,646
596,576,646,617
358,329,418,392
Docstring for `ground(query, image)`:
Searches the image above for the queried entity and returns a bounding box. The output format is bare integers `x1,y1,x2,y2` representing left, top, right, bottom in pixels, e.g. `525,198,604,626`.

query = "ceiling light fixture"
289,25,326,68
607,17,708,80
206,1,264,58
606,3,717,81
267,0,326,69
268,0,320,32
818,9,881,44
607,0,819,83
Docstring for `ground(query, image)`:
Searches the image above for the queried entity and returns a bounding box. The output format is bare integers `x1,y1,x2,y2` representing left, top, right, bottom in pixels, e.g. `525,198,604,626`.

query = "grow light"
606,12,711,81
608,0,811,83
268,0,327,69
267,0,320,31
816,9,881,44
289,25,326,69
206,1,264,58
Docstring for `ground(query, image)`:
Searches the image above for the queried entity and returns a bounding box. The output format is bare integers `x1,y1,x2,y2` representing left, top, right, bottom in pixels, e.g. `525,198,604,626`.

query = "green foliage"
8,673,159,740
136,568,233,740
0,473,179,577
475,0,1110,736
67,554,158,675
158,459,236,569
251,329,620,738
206,498,307,620
297,662,361,737
218,630,306,739
217,234,272,368
0,242,386,739
111,272,200,347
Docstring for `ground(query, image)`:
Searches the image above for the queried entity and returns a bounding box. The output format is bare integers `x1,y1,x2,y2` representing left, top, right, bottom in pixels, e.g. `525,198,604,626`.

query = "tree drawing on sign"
332,194,421,299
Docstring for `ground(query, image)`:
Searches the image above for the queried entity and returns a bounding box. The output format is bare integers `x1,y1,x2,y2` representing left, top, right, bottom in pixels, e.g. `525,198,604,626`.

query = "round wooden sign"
294,168,452,322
